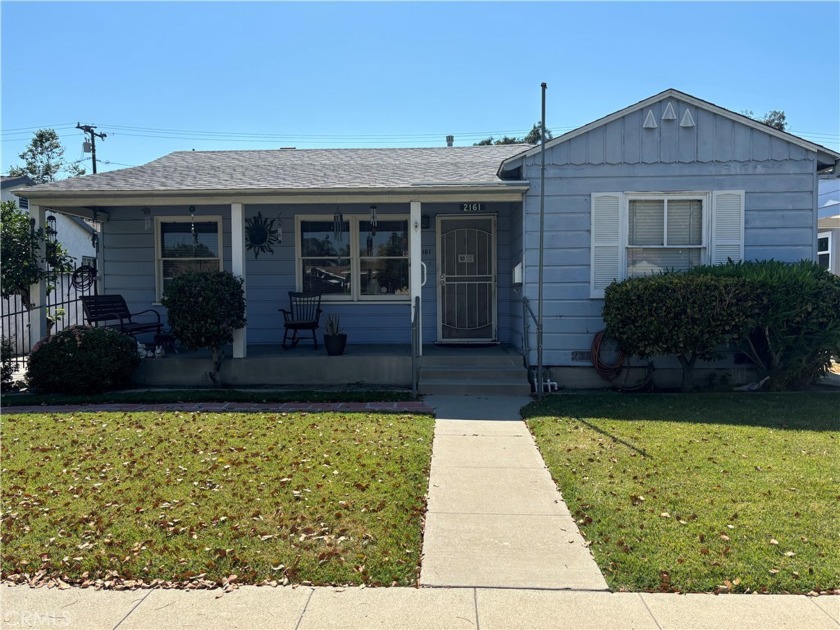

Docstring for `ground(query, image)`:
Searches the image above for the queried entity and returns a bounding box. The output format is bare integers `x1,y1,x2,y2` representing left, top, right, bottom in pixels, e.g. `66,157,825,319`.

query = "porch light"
142,207,151,231
276,213,283,244
46,215,57,243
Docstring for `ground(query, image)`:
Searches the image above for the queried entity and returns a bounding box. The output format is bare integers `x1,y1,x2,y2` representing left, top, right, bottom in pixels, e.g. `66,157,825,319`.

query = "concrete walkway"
420,395,607,590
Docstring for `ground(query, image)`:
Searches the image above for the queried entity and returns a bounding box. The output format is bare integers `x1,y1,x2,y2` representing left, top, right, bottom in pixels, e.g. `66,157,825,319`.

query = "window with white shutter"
711,190,745,265
590,193,622,298
590,190,744,297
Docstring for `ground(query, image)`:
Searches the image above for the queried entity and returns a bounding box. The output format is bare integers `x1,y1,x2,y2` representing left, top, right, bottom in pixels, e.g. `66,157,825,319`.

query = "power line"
76,124,107,174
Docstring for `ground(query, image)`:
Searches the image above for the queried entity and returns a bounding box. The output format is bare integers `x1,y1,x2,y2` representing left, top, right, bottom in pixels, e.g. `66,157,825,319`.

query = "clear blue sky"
2,1,838,175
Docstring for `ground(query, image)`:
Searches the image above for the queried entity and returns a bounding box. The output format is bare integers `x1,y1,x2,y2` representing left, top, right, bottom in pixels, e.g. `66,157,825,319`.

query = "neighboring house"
818,177,840,275
2,175,97,268
17,89,840,386
2,175,98,355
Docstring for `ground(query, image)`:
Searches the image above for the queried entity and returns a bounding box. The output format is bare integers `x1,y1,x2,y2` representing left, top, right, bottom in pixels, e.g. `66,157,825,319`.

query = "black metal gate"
1,216,97,376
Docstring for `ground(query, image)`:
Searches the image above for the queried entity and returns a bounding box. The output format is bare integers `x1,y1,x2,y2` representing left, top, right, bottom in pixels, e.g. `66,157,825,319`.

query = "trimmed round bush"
161,270,246,386
27,325,141,395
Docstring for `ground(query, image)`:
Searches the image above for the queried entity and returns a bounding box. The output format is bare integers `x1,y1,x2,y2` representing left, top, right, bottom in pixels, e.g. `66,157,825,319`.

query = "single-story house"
18,89,840,391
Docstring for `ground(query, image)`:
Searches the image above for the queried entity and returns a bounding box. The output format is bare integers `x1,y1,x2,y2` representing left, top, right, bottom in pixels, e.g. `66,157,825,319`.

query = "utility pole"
76,123,107,174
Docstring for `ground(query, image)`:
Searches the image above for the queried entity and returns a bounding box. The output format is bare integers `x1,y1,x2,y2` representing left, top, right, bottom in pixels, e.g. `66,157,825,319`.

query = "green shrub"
603,273,749,391
690,260,840,389
27,326,140,395
161,271,246,385
1,336,15,389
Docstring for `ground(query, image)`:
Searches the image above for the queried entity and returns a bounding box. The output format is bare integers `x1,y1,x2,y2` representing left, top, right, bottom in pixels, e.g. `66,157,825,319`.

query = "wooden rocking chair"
280,291,322,349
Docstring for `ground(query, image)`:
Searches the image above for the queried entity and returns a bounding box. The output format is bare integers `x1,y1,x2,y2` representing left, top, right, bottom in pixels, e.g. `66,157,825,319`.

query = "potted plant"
323,313,347,356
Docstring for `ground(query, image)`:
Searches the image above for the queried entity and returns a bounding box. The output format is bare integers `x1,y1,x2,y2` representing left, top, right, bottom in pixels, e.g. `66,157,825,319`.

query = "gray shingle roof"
26,145,530,194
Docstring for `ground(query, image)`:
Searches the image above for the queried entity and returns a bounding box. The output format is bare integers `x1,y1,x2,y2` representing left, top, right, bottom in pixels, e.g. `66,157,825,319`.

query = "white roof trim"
500,88,840,171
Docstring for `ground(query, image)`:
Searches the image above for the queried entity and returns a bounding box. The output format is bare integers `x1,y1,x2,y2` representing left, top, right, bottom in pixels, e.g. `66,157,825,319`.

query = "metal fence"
1,214,98,375
1,269,97,373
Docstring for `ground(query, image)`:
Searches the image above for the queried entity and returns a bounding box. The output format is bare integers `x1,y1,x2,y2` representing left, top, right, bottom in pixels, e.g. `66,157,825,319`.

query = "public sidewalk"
2,584,838,629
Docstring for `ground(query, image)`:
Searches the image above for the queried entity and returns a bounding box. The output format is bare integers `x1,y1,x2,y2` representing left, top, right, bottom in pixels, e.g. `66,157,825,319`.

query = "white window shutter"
591,193,622,298
711,190,744,265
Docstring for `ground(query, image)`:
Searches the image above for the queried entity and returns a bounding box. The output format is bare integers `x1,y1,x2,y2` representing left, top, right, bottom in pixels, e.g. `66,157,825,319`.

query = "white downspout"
231,202,247,358
410,200,423,355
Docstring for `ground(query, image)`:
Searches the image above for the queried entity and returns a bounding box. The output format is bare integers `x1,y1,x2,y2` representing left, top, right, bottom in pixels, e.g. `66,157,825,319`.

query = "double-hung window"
627,196,705,277
155,216,223,301
818,232,831,270
297,215,410,301
591,190,744,298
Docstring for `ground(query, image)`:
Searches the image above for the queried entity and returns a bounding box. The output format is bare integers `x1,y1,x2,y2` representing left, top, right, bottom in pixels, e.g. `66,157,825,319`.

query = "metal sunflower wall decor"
245,212,280,259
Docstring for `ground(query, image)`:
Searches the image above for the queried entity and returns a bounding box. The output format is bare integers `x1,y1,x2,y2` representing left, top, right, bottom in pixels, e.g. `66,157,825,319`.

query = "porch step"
418,354,531,396
420,366,528,381
418,378,531,397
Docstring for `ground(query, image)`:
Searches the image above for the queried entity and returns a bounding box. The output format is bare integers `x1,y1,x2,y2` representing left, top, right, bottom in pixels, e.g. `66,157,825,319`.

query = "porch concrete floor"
133,343,524,389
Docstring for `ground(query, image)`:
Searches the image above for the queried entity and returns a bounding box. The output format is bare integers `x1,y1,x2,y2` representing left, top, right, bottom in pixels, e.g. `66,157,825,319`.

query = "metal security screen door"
436,215,497,342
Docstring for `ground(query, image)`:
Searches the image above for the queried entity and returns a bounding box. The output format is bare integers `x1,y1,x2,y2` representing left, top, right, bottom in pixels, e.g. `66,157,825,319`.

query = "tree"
523,122,553,144
7,128,86,183
0,200,73,309
474,122,552,146
741,109,787,131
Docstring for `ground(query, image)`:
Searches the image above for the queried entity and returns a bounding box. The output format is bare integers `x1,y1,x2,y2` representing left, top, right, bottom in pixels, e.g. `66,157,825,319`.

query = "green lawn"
524,392,840,594
1,410,434,588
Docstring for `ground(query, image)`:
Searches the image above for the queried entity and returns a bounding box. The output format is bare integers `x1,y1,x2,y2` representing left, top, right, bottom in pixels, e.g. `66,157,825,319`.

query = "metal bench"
280,291,322,349
80,294,163,338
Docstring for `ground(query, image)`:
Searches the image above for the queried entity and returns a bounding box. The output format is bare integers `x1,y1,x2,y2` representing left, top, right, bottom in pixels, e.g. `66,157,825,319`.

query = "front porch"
133,343,530,395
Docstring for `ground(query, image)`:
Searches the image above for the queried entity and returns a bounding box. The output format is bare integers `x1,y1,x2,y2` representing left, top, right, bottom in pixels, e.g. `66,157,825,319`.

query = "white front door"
436,215,497,343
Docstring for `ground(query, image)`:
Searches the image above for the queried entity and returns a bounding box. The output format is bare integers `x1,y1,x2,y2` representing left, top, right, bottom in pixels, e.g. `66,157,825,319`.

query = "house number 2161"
461,203,483,212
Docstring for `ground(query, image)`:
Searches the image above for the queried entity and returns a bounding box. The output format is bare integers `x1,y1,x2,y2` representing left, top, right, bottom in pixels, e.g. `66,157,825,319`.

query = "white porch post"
231,203,247,358
410,201,423,355
28,204,48,344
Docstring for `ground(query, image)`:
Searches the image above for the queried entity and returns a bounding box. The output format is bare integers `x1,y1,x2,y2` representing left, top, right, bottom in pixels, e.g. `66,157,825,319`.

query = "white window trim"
625,192,710,277
295,214,411,303
818,231,831,269
154,215,223,302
